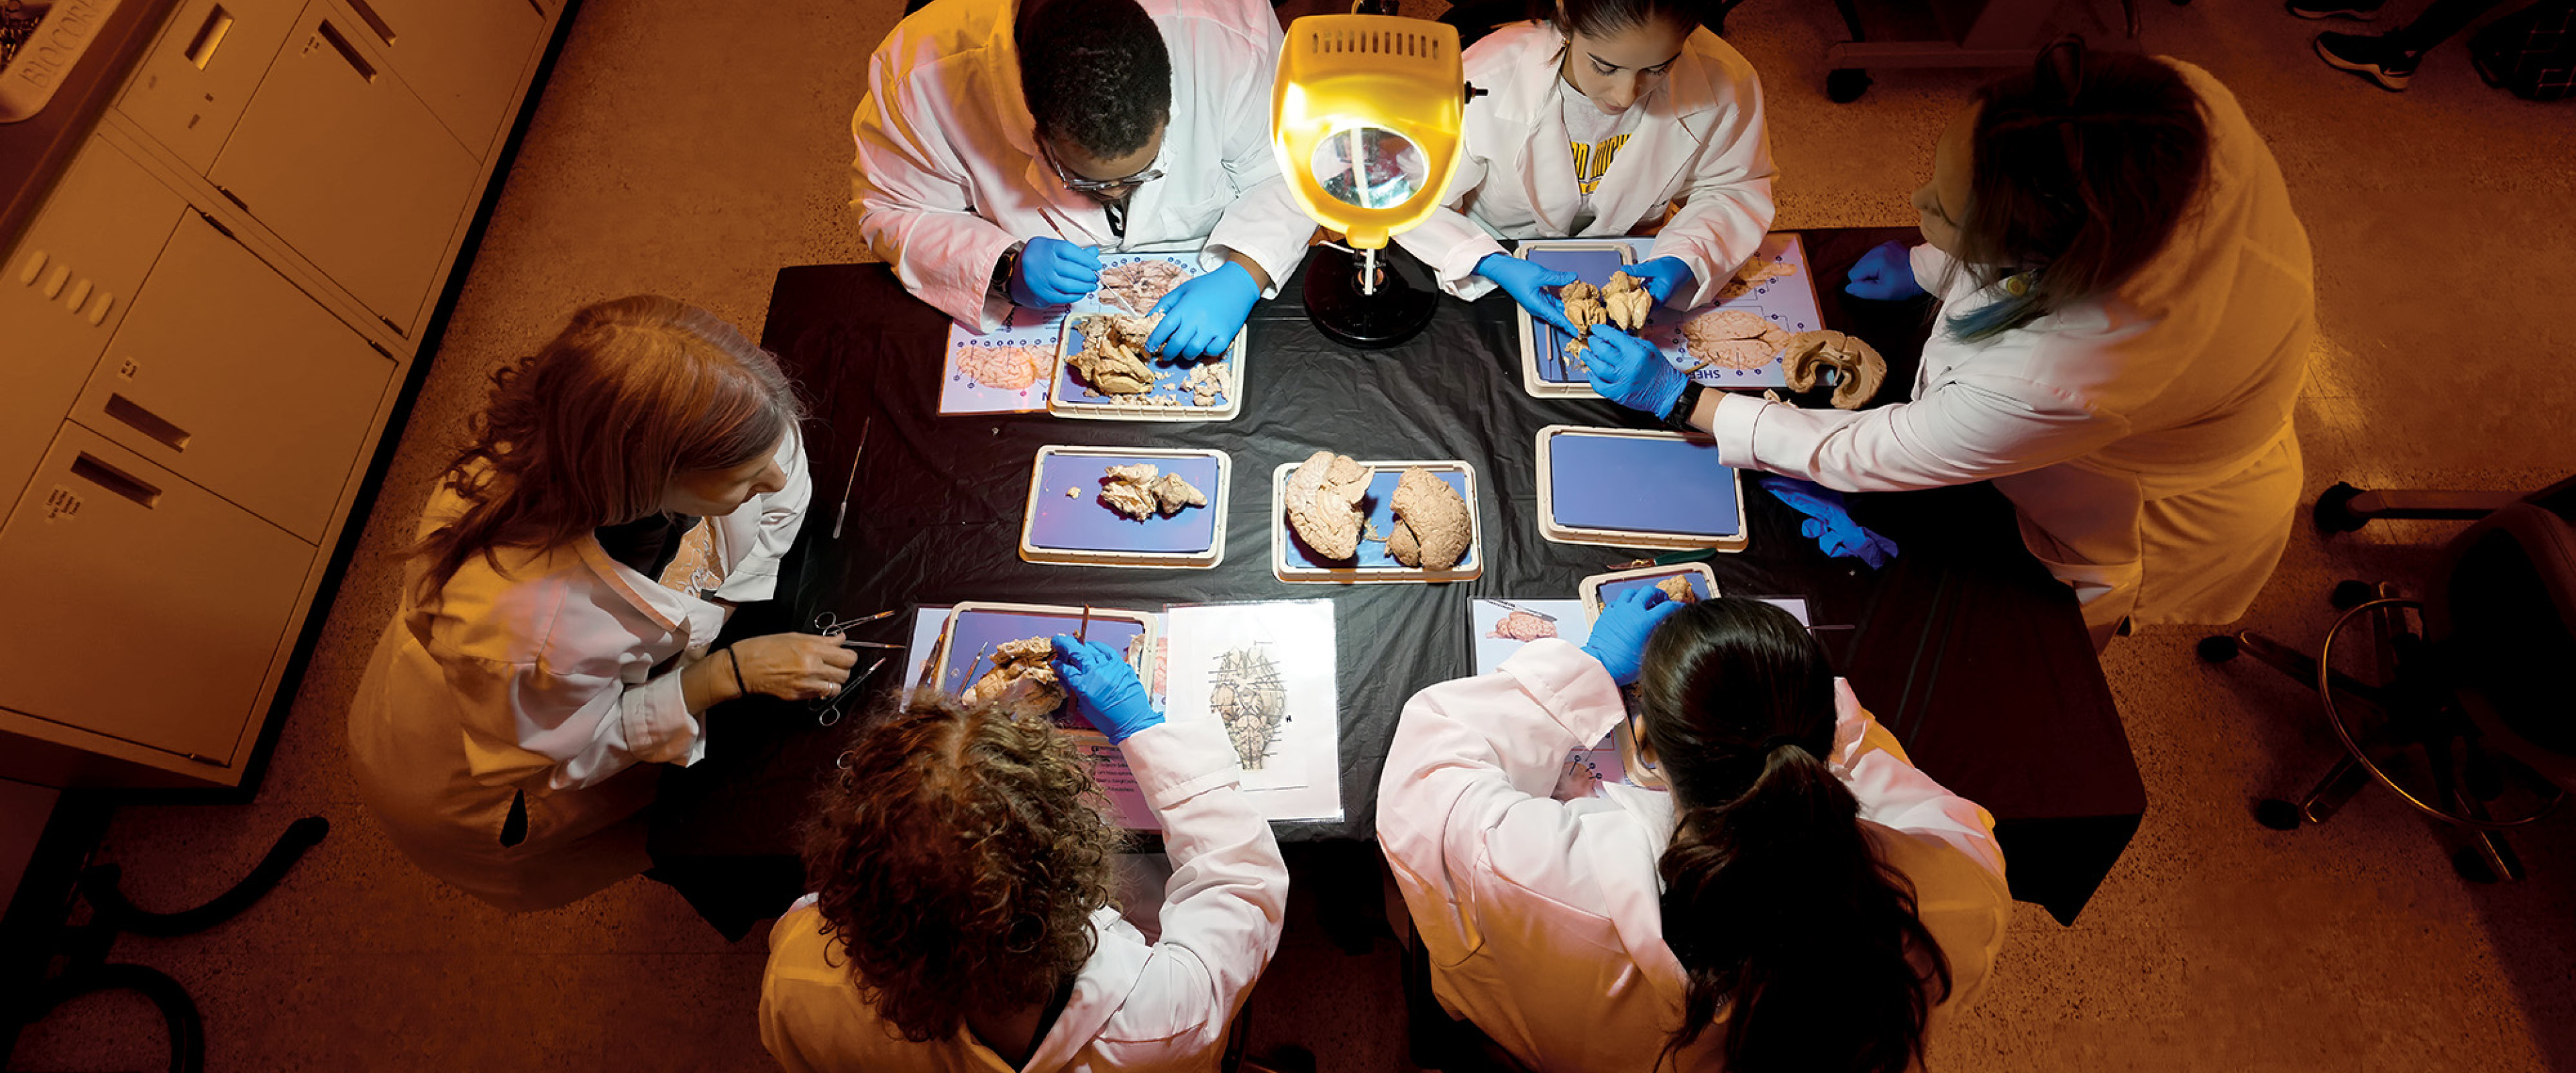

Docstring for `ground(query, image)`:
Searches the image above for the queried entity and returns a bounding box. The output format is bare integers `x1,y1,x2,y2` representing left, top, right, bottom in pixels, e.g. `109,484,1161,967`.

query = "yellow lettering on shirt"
1570,133,1632,196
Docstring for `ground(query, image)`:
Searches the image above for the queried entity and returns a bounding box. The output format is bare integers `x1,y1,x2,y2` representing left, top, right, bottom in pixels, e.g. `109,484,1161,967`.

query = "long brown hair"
411,296,799,603
1945,40,2210,342
802,693,1120,1041
1636,599,1949,1073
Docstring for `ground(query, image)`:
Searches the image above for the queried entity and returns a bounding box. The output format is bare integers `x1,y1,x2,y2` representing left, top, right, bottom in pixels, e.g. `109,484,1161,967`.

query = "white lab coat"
1392,21,1776,310
1701,60,2312,634
850,0,1316,331
1379,640,2012,1073
758,718,1288,1072
347,431,811,912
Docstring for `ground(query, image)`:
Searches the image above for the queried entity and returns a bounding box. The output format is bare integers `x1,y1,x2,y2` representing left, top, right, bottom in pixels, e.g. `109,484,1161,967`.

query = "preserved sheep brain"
1284,451,1371,561
1601,271,1652,332
1387,467,1472,570
1781,330,1887,410
960,637,1065,719
1099,463,1207,520
1069,314,1159,394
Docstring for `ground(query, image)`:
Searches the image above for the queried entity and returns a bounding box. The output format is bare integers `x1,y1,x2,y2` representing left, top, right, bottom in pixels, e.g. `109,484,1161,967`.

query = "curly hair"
802,692,1120,1042
410,295,801,604
1018,0,1171,159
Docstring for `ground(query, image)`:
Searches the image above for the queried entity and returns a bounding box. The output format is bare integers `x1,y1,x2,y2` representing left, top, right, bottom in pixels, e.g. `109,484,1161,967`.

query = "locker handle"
344,0,396,46
105,394,193,452
70,454,162,509
184,5,236,70
315,20,377,83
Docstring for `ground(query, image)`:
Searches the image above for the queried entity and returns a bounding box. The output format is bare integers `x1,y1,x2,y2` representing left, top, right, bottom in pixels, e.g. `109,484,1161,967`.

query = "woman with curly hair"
1380,594,2011,1072
350,296,853,911
761,636,1287,1070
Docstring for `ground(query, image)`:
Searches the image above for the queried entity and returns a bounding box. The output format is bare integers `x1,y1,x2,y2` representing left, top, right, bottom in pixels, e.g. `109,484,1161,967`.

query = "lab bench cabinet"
0,0,568,789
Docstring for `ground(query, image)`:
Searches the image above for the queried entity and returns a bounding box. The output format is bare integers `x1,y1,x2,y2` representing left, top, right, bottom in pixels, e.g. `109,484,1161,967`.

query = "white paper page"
1165,600,1343,823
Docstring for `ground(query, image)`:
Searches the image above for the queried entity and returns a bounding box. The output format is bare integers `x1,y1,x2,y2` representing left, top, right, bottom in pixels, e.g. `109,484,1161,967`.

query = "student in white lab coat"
1381,594,2011,1073
761,636,1287,1072
850,0,1314,358
349,297,855,912
1393,0,1776,334
1582,42,2314,646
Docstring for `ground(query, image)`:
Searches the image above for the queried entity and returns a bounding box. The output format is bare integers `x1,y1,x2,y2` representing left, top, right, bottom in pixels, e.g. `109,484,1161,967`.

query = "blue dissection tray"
1279,467,1478,571
1525,247,1629,385
1546,432,1740,538
1027,451,1222,554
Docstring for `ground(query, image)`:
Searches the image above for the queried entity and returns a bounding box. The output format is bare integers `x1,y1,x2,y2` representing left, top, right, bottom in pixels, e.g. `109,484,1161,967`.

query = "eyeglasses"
1040,139,1163,195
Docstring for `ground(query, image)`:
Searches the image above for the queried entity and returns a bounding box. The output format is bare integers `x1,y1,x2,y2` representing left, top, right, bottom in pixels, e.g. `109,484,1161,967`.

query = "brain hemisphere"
1283,451,1371,561
1387,467,1472,570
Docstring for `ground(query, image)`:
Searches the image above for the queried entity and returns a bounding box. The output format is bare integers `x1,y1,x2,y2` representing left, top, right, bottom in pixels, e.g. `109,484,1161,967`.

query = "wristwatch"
1661,381,1707,431
988,243,1024,301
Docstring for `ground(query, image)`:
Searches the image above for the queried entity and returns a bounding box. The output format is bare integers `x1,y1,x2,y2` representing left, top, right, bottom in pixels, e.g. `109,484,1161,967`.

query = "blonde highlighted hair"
412,295,802,603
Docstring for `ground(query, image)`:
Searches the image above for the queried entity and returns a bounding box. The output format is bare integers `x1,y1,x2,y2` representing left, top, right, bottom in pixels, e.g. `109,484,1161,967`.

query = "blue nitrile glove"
1843,239,1925,301
1477,252,1582,336
1050,635,1163,743
1010,237,1102,308
1627,256,1697,305
1583,327,1690,418
1144,261,1259,361
1758,475,1902,569
1583,587,1686,687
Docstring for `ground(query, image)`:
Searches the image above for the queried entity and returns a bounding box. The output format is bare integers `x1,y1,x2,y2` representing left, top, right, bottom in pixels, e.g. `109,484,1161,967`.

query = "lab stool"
1823,0,2157,103
2200,477,2576,882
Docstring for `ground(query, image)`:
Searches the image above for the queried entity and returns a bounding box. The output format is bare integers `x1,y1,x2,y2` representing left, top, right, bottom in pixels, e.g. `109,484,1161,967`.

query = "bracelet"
1662,382,1707,431
724,646,747,696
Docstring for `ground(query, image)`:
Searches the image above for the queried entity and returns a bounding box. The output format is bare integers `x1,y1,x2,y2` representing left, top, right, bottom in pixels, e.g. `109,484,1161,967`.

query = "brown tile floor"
13,0,2576,1070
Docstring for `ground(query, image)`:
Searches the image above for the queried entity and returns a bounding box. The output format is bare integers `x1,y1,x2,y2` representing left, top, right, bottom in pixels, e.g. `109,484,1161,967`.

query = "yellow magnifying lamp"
1272,13,1467,349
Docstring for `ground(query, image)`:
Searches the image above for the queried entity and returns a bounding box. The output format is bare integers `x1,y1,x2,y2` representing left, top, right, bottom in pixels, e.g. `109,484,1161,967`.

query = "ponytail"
1635,600,1951,1073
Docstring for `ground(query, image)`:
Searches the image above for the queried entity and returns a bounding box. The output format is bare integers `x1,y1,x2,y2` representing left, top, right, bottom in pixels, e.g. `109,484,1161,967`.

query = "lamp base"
1301,243,1438,350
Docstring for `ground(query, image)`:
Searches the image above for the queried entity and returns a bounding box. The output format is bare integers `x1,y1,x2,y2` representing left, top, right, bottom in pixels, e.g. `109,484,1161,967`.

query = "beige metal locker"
113,0,307,175
0,139,186,516
207,3,478,336
70,213,392,543
337,0,545,160
0,425,313,766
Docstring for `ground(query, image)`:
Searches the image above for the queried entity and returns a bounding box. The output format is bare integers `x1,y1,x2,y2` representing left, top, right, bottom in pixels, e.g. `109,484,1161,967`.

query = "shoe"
2287,0,2383,19
2314,32,2418,91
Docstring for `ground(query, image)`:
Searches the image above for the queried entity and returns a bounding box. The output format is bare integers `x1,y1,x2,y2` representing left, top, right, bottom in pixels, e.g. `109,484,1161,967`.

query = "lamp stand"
1301,242,1438,350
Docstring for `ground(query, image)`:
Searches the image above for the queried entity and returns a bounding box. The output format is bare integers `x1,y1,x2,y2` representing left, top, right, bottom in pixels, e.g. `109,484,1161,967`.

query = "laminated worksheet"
938,305,1063,415
1163,600,1343,823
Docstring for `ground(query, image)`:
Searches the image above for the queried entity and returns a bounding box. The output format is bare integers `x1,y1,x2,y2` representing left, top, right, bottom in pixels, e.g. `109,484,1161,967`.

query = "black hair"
1547,0,1740,40
1017,0,1172,160
1945,38,2211,342
1634,598,1951,1073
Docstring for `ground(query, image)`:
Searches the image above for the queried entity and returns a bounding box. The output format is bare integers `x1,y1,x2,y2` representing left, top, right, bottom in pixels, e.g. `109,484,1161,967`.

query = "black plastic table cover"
647,229,2145,939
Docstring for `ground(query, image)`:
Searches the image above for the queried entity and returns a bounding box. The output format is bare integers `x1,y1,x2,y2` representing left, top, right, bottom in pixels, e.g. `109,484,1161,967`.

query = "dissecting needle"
831,416,871,539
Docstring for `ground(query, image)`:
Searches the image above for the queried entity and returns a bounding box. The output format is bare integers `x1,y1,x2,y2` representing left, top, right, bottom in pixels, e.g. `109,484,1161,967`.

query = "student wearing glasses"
1392,0,1776,337
1580,42,2316,648
849,0,1312,359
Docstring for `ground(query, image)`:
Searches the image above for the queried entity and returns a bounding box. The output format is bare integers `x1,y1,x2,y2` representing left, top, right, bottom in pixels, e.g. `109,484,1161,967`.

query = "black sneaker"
2287,0,2383,19
2315,32,2419,91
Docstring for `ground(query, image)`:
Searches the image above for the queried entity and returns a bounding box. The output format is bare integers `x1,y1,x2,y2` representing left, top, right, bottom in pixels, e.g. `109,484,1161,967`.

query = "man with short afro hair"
851,0,1313,351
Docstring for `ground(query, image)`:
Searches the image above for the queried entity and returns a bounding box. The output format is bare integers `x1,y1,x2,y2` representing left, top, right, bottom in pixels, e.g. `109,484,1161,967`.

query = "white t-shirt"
1560,84,1643,231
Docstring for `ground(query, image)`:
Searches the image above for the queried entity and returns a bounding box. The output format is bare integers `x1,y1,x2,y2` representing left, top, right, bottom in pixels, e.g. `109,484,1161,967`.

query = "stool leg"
2299,754,2374,825
2233,631,2395,711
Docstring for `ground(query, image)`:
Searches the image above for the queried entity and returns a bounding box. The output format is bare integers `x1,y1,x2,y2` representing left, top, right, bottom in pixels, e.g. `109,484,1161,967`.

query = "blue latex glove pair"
1758,475,1901,569
1145,261,1258,361
1843,239,1927,301
1051,634,1163,744
1581,327,1691,419
1010,237,1101,308
1582,587,1686,687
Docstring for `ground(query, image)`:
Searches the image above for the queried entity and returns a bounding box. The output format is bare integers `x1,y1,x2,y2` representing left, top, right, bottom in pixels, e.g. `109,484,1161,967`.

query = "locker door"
334,0,544,159
0,138,186,516
208,4,477,336
0,426,313,765
71,213,392,543
115,0,308,174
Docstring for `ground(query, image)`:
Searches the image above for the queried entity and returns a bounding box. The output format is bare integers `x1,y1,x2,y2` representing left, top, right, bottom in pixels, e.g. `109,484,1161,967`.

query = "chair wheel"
2255,798,2303,830
2197,635,2241,663
1827,68,1873,103
2330,580,2377,610
2313,482,2369,534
